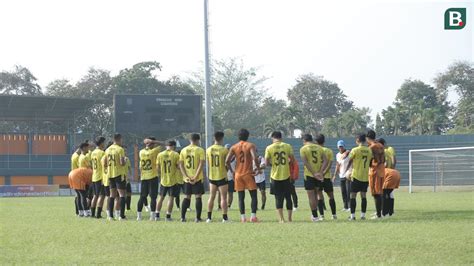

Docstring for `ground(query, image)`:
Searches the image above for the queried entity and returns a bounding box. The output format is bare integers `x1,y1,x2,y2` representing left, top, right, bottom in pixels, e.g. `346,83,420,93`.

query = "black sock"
312,209,318,218
207,212,212,220
126,196,131,210
361,198,367,213
350,198,356,214
318,200,325,216
390,198,394,215
261,202,265,210
156,212,160,218
238,191,245,215
75,197,79,215
375,195,382,217
175,195,180,208
329,199,336,215
250,190,258,214
120,197,126,218
108,197,115,217
97,207,102,218
91,207,96,217
181,198,190,219
223,214,228,221
196,198,203,220
166,213,171,219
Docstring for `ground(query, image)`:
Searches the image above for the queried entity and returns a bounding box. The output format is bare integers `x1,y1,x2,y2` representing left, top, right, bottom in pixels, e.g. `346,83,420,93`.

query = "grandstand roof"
0,94,104,121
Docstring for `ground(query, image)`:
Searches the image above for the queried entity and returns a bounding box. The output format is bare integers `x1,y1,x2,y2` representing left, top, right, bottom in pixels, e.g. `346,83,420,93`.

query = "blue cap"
337,140,345,148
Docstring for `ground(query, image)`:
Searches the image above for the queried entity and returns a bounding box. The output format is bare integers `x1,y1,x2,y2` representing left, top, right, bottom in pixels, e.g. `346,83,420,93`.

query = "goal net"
409,146,474,193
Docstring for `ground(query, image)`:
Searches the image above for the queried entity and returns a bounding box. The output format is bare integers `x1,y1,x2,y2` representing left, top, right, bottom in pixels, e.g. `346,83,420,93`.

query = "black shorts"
351,179,369,193
228,180,235,193
256,181,266,191
126,182,132,193
140,177,159,198
104,186,110,197
321,178,334,193
183,181,205,195
93,181,105,196
209,179,228,187
270,178,291,196
304,176,323,191
159,185,180,197
109,175,127,190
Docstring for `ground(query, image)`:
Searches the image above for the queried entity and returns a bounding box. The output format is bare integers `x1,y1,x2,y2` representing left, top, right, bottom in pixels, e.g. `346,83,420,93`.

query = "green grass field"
1,189,473,265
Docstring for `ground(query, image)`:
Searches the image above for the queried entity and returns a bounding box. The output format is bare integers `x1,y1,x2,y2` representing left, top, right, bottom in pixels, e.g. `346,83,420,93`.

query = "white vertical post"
203,0,212,150
409,150,413,193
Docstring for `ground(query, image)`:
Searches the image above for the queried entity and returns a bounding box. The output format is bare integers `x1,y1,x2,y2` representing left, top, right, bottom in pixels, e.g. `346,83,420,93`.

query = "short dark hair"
190,133,200,142
148,136,156,141
357,134,366,143
79,142,89,149
238,129,250,141
113,133,122,141
315,134,325,145
95,136,106,146
367,129,376,140
302,134,313,142
377,138,386,146
214,131,224,141
167,140,177,147
271,131,282,139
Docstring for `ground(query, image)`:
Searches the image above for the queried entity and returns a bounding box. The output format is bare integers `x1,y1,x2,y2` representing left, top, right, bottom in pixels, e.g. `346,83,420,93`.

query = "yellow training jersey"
385,147,396,169
104,144,125,179
179,144,205,182
139,147,161,180
265,141,294,181
123,158,131,182
322,147,334,179
349,144,373,182
78,152,91,168
299,143,324,178
71,152,80,171
206,144,229,181
91,148,105,182
157,150,180,187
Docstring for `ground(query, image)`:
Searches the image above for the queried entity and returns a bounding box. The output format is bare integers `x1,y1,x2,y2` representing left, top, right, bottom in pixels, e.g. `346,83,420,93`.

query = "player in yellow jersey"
347,134,373,220
90,137,106,218
70,147,81,215
101,142,113,219
315,134,337,220
136,137,162,221
78,143,92,169
103,133,127,221
265,131,296,223
156,140,180,221
377,138,396,169
179,133,205,222
174,149,184,210
206,131,229,223
300,134,328,222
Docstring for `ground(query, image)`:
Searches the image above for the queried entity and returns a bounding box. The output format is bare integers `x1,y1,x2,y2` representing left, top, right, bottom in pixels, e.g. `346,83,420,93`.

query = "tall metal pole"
203,0,212,150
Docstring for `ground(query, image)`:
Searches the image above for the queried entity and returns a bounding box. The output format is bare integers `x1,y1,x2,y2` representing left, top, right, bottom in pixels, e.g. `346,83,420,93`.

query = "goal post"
409,146,474,193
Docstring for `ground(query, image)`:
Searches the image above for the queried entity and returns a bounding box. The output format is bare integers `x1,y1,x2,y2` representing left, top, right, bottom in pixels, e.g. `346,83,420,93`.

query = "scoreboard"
114,94,202,137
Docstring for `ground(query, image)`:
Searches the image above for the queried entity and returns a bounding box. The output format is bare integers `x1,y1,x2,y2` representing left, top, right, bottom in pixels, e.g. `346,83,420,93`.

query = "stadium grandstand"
0,94,103,190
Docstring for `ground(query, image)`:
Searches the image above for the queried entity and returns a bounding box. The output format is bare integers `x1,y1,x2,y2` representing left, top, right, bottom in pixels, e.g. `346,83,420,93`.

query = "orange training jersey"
230,141,256,178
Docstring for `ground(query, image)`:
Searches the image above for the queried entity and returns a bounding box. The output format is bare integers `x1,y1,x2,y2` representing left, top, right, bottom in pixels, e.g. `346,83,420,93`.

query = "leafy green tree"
380,79,450,135
435,61,474,134
287,74,353,134
188,58,267,135
0,65,42,95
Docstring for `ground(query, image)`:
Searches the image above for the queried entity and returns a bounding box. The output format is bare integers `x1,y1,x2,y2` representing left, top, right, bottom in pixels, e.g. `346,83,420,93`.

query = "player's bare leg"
207,184,218,222
218,184,229,222
306,189,319,221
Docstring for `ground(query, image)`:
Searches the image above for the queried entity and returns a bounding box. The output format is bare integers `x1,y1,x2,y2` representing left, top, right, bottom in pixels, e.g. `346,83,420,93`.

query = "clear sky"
0,0,472,118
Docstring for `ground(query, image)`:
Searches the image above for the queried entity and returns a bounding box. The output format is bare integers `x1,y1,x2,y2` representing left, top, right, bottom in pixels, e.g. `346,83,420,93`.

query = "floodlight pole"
203,0,212,150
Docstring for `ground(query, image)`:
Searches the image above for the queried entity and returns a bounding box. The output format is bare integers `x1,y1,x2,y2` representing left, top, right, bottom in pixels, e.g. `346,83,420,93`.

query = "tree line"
0,59,472,137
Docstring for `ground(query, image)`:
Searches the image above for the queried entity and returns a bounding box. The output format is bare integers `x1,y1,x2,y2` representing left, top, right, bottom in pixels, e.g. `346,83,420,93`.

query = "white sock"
361,212,366,218
115,210,120,217
351,213,355,219
251,213,256,218
137,212,142,219
151,212,156,219
79,210,84,215
106,210,111,217
240,214,246,220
